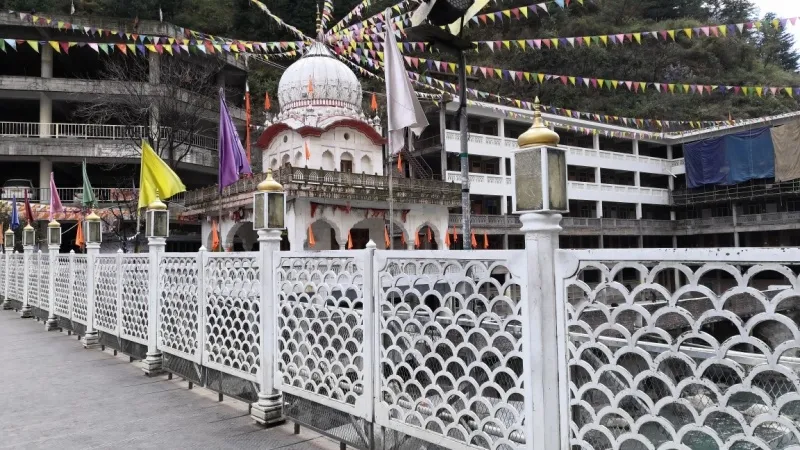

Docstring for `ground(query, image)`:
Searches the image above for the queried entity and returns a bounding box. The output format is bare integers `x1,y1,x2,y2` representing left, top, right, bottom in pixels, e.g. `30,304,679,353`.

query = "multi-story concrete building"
0,11,247,251
409,100,800,250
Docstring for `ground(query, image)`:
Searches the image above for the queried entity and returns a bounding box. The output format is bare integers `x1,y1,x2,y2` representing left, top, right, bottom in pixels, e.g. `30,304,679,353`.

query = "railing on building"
0,121,218,166
672,179,800,206
0,187,185,207
183,166,462,210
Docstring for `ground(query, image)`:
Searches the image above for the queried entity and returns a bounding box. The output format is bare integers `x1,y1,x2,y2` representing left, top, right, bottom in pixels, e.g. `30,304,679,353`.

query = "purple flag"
218,88,252,192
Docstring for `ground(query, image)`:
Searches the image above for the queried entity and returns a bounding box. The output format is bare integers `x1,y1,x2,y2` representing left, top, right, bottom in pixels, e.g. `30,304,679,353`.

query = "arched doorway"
306,219,340,250
416,225,439,250
227,221,259,251
347,218,407,250
321,150,335,171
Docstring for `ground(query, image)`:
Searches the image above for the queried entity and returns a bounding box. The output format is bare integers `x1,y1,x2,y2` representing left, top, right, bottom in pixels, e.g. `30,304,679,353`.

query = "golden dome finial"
257,169,284,193
147,189,167,211
518,96,560,148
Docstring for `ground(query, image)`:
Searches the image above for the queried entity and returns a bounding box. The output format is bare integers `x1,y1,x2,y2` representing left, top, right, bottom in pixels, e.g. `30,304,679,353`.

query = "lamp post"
20,223,36,318
251,169,287,426
46,219,61,331
407,0,475,249
5,228,14,253
82,210,102,348
143,192,169,376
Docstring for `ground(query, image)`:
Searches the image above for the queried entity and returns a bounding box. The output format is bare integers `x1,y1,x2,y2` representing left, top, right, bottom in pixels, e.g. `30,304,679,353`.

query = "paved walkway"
0,310,338,450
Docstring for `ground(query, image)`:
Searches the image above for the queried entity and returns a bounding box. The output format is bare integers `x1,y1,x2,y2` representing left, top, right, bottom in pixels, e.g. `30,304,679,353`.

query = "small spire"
315,3,321,36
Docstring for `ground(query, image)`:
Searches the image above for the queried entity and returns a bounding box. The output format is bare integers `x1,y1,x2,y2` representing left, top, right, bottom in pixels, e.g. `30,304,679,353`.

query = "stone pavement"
0,310,338,450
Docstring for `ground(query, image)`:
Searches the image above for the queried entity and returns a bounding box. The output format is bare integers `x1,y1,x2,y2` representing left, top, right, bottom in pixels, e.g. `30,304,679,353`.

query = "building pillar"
498,117,505,138
592,134,600,150
666,145,673,160
638,235,644,248
503,234,509,250
594,167,601,184
439,104,447,180
634,172,641,187
599,235,605,249
632,140,639,155
732,203,740,247
142,237,165,375
251,229,285,426
636,203,643,219
596,201,603,218
39,94,52,138
39,159,52,204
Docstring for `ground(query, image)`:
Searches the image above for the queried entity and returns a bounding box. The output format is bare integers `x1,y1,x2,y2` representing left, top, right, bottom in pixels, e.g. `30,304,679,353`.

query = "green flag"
82,160,97,208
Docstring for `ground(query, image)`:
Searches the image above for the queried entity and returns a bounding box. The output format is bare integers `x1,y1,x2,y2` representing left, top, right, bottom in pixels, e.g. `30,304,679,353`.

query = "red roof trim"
256,119,385,149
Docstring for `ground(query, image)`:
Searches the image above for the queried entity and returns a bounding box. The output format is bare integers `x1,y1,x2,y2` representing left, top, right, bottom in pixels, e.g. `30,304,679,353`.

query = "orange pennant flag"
452,224,458,243
471,230,478,248
307,76,314,95
400,231,406,247
384,225,391,249
414,231,421,248
75,219,85,250
304,141,311,161
264,92,271,110
211,220,220,251
370,92,378,111
444,230,451,248
426,226,432,242
397,154,402,172
308,225,316,248
483,231,489,249
347,230,353,249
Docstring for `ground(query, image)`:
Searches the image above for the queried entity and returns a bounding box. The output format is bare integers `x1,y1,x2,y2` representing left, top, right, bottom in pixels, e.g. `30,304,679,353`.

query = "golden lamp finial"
517,96,560,148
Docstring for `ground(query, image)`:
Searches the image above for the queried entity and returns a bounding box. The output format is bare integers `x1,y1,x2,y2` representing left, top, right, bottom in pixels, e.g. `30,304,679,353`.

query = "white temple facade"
191,41,460,251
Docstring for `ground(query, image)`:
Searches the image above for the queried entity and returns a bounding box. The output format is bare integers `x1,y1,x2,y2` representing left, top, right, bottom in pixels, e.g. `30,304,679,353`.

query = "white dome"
277,42,362,116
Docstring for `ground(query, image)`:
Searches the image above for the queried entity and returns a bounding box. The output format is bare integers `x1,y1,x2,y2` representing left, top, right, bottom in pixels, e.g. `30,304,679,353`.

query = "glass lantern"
253,169,286,230
4,228,14,250
22,223,35,247
146,194,169,238
85,210,102,244
48,220,62,246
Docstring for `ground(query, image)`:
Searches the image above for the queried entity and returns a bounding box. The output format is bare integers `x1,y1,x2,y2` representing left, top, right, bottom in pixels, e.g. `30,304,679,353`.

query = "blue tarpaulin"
685,128,775,188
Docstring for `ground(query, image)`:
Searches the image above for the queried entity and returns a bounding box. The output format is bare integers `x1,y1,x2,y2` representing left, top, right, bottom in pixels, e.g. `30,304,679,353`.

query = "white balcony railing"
0,187,185,206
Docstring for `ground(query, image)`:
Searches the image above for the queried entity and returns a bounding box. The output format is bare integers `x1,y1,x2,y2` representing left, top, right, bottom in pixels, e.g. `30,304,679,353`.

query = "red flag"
24,189,34,225
211,220,220,251
264,92,271,110
370,92,378,111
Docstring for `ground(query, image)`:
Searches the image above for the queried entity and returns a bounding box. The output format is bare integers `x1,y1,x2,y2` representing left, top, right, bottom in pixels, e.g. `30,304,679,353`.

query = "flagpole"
388,133,394,250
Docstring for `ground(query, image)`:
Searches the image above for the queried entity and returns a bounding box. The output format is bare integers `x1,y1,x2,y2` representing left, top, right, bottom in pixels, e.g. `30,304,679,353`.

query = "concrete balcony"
445,171,513,196
672,180,800,206
568,181,671,205
0,186,184,206
0,121,217,170
449,214,521,229
183,166,462,214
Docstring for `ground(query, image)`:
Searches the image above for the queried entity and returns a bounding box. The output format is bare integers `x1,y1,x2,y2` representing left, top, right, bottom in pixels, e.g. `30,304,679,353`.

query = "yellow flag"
138,140,187,209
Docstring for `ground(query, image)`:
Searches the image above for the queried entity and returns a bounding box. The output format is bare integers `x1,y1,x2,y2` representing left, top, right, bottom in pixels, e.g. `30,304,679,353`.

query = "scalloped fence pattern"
564,259,800,449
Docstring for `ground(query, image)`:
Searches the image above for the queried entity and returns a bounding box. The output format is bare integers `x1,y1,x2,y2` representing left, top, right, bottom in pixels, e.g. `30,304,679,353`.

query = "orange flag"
444,230,451,248
347,231,353,249
483,231,489,249
370,92,378,111
211,220,220,251
397,154,402,172
452,224,458,243
400,231,406,247
307,77,314,95
264,92,271,110
471,230,478,248
384,225,391,249
426,227,432,242
0,222,3,245
304,141,311,161
308,225,316,248
414,231,421,248
75,219,85,251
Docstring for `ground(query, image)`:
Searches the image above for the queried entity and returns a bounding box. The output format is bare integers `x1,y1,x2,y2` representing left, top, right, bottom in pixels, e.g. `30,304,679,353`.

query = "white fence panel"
373,250,531,450
53,255,71,318
10,254,23,301
93,255,120,335
158,253,203,364
0,253,5,295
203,252,261,382
120,255,150,345
559,248,800,450
72,255,89,324
27,253,39,308
274,251,373,419
39,253,50,312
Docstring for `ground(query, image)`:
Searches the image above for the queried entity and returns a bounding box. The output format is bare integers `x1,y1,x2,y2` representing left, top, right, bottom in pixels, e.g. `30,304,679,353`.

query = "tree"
758,13,800,72
76,54,223,169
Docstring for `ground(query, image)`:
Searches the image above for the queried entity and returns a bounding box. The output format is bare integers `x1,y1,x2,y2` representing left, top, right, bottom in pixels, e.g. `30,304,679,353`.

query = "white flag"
385,12,428,155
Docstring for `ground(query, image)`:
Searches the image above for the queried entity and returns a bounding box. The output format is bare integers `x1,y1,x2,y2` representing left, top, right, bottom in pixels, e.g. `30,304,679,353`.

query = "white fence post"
521,211,569,450
45,244,59,331
142,237,165,376
82,243,101,348
2,250,10,310
20,245,33,318
251,229,285,426
67,250,75,321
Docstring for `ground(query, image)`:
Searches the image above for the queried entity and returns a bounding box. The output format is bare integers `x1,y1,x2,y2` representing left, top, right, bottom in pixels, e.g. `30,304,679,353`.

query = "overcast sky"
751,0,800,50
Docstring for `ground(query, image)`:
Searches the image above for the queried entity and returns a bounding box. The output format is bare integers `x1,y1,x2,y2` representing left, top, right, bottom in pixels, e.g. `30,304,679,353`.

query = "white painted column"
20,245,33,318
39,45,53,139
39,159,52,204
142,237,165,374
251,229,285,425
1,250,10,310
82,242,101,348
596,201,603,218
634,172,641,187
636,203,643,219
503,234,509,250
632,140,639,155
520,212,568,450
592,134,600,150
594,167,601,184
45,243,59,331
732,204,740,247
498,117,505,138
